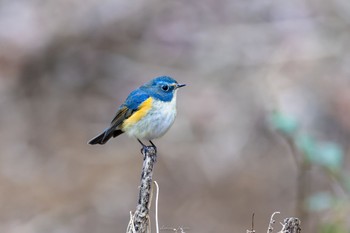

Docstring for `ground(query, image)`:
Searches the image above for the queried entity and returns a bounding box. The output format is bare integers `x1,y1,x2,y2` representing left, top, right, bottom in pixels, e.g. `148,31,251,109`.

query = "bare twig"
154,181,160,233
267,211,280,233
246,213,256,233
126,146,157,233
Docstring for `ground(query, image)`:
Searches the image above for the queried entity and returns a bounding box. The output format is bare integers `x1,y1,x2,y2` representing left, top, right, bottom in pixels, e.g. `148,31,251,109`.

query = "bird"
88,76,185,150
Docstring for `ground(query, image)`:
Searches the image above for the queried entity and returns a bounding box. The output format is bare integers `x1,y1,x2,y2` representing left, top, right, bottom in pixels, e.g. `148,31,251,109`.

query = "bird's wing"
110,89,150,128
110,106,133,127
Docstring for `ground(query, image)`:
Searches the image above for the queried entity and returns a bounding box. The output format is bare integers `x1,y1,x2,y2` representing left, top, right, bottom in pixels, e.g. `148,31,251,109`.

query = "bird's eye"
161,84,169,91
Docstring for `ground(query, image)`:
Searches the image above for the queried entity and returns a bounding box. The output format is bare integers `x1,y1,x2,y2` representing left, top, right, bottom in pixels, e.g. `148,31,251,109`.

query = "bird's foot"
137,139,157,162
149,140,157,154
140,145,157,162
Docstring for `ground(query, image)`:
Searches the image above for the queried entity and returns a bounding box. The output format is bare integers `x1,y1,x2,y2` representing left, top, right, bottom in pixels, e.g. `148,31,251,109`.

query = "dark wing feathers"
110,90,150,127
110,106,134,127
88,89,150,145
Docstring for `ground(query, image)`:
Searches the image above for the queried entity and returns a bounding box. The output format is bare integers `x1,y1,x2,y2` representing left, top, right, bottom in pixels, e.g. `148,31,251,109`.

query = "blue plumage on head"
141,76,178,102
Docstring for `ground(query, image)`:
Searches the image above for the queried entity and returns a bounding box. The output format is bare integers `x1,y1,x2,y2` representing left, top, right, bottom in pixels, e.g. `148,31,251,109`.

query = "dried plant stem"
246,213,256,233
153,181,160,233
267,211,280,233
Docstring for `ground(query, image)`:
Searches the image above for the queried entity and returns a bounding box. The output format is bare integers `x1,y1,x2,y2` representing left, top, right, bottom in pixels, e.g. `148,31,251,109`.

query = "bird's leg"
137,139,147,154
137,139,157,161
137,138,146,147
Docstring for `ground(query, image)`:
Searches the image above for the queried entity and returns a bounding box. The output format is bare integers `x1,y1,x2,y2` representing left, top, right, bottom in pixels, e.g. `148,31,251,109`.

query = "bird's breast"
123,94,177,140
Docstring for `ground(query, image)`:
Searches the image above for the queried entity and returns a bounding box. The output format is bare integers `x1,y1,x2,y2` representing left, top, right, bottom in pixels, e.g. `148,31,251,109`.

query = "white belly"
125,94,177,140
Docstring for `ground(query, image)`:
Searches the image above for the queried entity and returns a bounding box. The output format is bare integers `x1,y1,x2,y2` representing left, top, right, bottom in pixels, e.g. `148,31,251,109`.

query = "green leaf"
296,135,344,171
307,192,333,212
270,111,299,136
315,142,344,172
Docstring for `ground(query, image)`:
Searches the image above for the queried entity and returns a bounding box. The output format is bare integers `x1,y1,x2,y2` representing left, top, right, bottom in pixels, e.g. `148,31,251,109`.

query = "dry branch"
126,146,157,233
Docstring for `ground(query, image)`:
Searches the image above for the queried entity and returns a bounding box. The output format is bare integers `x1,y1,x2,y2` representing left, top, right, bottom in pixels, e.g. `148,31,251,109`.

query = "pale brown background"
0,0,350,232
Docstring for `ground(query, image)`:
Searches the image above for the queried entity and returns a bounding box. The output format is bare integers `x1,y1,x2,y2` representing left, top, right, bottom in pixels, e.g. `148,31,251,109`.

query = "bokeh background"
1,0,350,232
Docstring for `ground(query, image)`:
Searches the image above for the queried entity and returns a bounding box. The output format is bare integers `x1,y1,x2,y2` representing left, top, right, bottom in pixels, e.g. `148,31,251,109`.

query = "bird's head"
142,76,186,102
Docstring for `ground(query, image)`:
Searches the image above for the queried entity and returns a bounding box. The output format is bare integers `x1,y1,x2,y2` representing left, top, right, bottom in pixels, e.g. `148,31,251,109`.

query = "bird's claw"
140,145,157,162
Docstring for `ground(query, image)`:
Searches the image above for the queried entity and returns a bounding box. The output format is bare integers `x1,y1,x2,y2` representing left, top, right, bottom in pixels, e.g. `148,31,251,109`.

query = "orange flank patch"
122,97,153,128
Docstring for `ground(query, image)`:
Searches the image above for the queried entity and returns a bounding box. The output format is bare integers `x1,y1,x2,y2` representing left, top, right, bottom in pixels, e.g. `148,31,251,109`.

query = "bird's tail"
88,127,123,145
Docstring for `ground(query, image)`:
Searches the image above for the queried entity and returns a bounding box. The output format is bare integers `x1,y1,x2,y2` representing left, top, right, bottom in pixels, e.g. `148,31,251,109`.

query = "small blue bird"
88,76,185,149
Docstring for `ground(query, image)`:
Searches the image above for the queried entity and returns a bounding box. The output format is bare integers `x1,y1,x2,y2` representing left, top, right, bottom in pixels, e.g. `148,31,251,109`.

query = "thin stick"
154,181,160,233
247,213,256,233
267,211,280,233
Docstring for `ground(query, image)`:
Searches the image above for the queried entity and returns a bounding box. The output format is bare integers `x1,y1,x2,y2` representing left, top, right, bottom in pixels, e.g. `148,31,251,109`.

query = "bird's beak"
176,84,186,89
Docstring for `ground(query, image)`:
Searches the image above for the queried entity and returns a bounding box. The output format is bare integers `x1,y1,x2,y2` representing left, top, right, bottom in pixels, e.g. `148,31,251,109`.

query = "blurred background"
1,0,350,232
